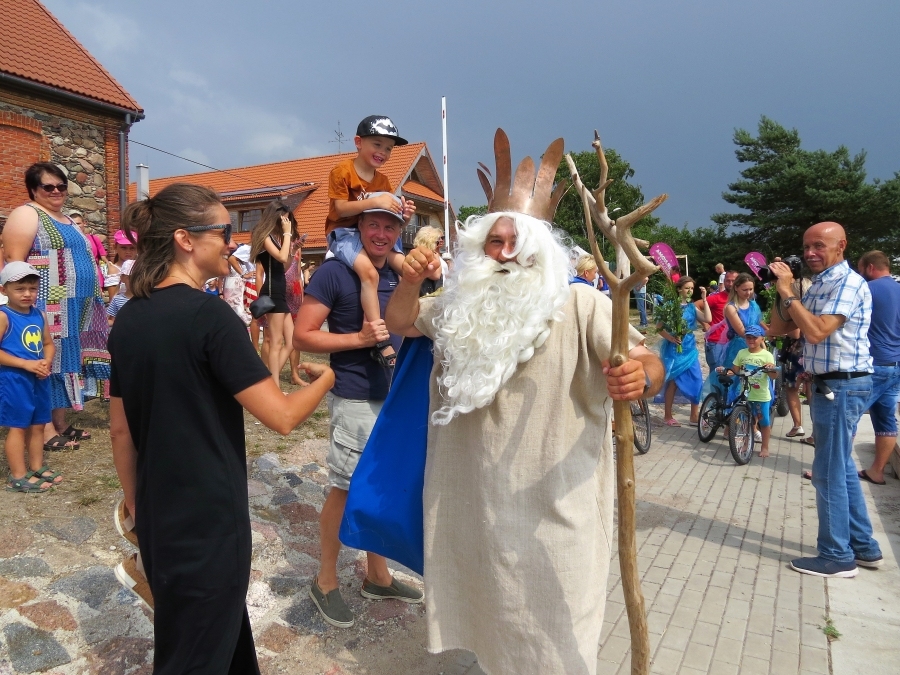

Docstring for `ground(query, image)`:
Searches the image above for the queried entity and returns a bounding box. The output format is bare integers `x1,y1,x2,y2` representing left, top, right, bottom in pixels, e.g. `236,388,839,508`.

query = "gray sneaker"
360,577,424,604
309,578,355,628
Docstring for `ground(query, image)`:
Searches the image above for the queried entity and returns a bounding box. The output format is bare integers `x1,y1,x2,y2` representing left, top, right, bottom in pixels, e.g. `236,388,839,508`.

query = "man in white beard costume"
385,130,664,675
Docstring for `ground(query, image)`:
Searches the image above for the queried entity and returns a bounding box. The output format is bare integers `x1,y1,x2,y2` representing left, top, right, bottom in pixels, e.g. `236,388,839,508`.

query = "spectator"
294,203,424,629
109,182,333,671
634,276,649,327
251,201,298,386
723,272,766,370
704,270,737,370
3,162,109,451
769,221,881,577
855,250,900,485
572,254,600,287
0,262,61,492
107,230,138,325
715,262,726,286
725,324,777,457
413,226,446,295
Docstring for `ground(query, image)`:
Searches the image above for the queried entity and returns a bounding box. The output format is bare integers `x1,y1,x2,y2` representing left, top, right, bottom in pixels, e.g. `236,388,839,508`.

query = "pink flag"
744,252,768,280
649,242,679,281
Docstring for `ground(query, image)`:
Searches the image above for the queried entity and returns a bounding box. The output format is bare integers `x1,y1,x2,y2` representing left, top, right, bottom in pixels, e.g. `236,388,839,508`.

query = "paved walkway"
456,403,900,675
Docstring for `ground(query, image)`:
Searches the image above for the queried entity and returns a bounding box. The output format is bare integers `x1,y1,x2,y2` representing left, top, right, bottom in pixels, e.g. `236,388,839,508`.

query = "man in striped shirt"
769,222,882,578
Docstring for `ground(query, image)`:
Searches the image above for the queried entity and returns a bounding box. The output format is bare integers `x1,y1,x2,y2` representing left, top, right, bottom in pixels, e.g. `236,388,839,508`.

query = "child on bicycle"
717,324,776,457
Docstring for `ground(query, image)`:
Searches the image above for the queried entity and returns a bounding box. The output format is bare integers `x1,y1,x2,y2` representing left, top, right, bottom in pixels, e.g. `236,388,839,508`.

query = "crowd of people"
0,114,895,673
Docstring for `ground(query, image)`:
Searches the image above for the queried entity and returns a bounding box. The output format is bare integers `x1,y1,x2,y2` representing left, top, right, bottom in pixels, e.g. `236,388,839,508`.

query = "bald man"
768,222,882,577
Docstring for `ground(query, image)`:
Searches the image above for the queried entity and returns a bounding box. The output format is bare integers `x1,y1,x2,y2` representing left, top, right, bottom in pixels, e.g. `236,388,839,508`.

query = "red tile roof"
402,180,445,205
133,143,440,250
0,0,142,113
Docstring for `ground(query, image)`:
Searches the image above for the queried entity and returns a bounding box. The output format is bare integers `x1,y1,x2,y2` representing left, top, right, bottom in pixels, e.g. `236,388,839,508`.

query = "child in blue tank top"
0,262,60,492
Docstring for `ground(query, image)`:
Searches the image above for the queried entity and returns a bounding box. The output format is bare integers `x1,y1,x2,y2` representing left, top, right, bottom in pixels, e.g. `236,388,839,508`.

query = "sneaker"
854,554,884,569
113,498,139,547
754,430,762,442
360,577,424,604
790,556,858,578
115,553,154,610
309,578,355,628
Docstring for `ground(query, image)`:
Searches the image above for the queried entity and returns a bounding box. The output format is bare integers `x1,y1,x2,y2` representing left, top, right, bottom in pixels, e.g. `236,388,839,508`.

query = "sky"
44,0,900,230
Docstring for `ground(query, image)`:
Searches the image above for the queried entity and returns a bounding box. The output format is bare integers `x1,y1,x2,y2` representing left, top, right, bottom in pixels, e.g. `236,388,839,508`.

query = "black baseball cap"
356,115,408,146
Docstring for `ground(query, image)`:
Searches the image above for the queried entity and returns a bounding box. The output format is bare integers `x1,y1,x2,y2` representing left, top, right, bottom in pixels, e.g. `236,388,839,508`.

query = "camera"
758,255,802,283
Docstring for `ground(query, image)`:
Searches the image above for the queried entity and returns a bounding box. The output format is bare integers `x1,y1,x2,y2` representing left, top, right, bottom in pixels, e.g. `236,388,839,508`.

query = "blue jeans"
810,375,881,562
634,291,648,325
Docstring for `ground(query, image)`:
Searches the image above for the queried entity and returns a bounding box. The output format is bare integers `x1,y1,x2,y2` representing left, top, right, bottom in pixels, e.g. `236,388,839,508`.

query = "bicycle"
632,398,652,454
696,363,774,465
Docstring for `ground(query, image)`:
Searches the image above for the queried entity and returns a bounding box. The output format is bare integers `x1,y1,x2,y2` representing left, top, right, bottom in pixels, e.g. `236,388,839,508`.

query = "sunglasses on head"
38,183,68,194
184,223,232,244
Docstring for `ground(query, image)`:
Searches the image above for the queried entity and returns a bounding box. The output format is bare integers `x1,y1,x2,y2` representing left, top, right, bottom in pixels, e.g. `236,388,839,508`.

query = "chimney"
136,164,150,201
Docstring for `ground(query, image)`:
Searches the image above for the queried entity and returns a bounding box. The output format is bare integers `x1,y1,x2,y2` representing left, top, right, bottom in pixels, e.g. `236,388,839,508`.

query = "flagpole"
442,96,449,254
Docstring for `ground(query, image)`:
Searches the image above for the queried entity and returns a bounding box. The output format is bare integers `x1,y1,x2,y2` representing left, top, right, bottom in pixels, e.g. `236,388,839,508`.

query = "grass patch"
96,475,121,489
821,616,841,642
78,495,101,507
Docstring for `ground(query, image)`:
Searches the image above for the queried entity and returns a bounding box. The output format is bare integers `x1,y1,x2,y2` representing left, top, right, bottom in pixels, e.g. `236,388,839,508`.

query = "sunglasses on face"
38,183,68,194
184,223,232,244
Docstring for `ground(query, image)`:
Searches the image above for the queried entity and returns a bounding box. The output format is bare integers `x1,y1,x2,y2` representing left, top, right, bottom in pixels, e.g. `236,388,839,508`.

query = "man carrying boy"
326,115,416,367
722,324,777,457
0,262,62,492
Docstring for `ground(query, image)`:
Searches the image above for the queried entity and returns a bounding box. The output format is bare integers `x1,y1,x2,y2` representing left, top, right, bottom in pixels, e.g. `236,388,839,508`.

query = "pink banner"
744,252,768,280
649,242,679,281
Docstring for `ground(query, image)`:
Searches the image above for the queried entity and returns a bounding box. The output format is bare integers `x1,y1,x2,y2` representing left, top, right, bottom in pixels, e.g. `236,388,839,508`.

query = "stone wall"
0,87,128,237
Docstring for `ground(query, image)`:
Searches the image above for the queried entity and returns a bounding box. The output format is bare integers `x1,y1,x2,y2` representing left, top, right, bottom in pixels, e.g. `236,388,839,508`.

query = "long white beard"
429,254,569,425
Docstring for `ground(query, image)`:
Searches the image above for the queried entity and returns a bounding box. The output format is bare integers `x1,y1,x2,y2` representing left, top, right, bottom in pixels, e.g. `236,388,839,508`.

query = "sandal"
665,418,681,427
33,465,63,485
61,424,91,441
370,340,397,368
6,472,52,493
43,435,79,452
802,470,812,480
786,425,805,438
801,437,815,447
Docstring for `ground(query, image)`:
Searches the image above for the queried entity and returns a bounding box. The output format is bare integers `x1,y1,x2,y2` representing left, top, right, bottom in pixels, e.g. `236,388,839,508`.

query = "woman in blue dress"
722,273,767,369
3,162,110,451
658,276,711,426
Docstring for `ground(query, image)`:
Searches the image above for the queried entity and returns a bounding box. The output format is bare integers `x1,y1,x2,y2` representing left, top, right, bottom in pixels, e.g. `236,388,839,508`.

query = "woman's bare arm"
235,362,335,435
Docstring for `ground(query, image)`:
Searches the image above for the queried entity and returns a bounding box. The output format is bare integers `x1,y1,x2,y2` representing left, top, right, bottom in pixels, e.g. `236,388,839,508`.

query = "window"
417,214,429,228
239,209,262,232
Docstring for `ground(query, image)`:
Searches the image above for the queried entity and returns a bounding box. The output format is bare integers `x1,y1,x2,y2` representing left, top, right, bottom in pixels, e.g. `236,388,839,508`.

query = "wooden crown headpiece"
477,128,568,222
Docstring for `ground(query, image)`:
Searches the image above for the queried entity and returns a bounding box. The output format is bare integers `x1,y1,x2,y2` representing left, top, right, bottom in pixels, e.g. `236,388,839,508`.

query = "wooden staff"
566,131,667,675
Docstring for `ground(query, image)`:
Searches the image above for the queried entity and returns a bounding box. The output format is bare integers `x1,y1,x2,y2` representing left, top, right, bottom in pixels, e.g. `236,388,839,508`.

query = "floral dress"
27,205,110,409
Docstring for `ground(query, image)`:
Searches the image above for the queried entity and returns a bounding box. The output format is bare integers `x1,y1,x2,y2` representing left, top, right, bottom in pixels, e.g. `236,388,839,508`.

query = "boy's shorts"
328,226,403,269
748,400,771,428
0,368,51,428
325,393,384,490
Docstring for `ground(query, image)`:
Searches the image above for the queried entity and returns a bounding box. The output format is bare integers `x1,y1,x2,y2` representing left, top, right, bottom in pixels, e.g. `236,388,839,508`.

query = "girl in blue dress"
658,277,711,426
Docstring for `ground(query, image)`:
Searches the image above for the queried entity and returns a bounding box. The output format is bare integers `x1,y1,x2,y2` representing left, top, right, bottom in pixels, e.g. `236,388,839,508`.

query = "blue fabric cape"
338,336,433,575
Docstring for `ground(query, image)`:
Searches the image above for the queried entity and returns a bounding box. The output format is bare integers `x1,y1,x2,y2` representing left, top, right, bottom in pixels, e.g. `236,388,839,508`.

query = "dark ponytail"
122,183,222,298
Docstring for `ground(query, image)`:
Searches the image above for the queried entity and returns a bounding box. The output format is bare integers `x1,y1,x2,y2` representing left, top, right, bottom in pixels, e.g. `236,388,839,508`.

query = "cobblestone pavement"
1,400,897,674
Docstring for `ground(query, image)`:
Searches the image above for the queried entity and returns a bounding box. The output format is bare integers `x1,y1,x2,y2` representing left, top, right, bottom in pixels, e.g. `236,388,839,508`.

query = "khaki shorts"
326,393,383,490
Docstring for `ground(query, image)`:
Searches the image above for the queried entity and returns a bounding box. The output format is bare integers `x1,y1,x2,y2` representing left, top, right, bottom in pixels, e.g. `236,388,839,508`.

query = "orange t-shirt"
325,159,394,235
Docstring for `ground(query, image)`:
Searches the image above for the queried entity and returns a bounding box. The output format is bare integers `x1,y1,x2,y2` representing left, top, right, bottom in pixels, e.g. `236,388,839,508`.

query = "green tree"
712,116,900,260
457,205,488,222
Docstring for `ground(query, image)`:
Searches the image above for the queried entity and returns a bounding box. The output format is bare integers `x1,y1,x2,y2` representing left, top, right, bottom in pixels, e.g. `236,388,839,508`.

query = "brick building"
134,144,453,261
0,0,143,236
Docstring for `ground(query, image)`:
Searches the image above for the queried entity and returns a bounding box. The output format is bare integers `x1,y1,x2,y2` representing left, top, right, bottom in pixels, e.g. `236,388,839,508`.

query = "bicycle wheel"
632,398,652,454
775,371,789,417
697,393,720,443
728,403,754,465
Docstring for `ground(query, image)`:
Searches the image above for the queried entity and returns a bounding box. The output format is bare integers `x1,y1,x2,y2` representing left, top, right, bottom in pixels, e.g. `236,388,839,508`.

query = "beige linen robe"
415,284,644,675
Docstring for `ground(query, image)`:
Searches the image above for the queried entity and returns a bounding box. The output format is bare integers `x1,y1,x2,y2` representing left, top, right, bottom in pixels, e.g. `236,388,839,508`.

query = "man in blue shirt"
294,204,422,628
856,251,900,486
769,222,882,577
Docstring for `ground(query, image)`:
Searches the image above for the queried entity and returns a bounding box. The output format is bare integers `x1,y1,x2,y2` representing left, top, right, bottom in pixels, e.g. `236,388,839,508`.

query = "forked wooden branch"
566,130,667,675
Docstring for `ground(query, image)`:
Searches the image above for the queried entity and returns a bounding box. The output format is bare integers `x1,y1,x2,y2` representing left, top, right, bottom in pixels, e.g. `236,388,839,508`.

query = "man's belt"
817,371,870,380
875,362,900,367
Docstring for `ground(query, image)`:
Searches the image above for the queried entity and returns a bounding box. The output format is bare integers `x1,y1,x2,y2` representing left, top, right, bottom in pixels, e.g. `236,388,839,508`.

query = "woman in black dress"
109,184,333,673
250,201,298,386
